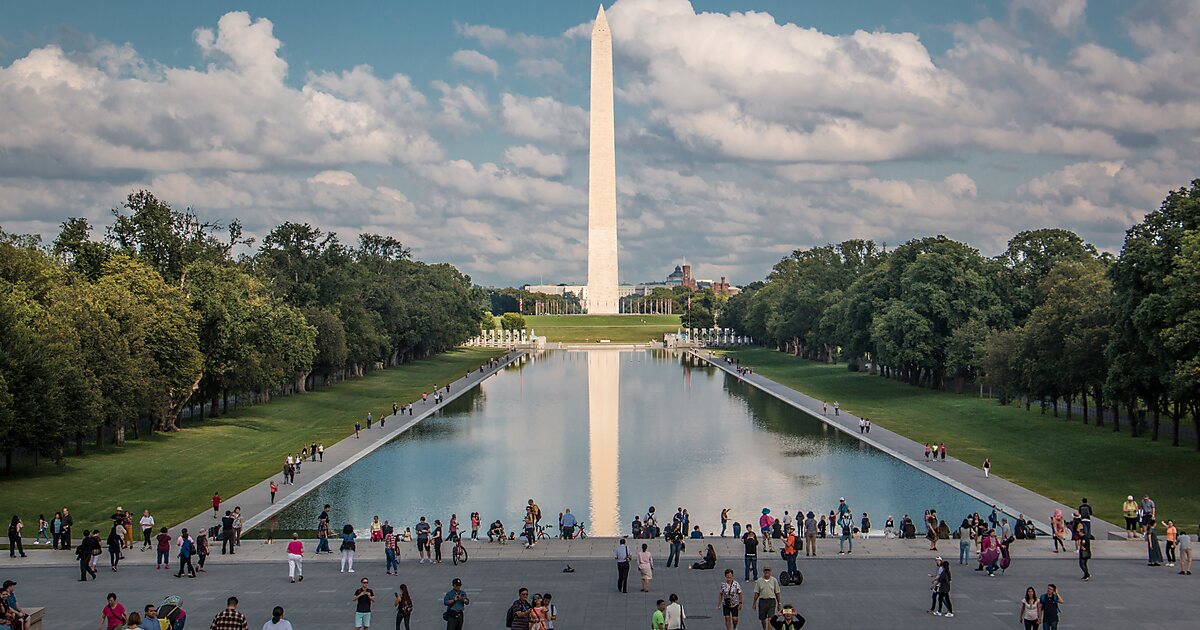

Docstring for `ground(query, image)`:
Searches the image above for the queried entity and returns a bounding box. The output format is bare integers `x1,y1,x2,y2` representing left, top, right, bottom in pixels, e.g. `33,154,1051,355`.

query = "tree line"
0,191,488,472
721,181,1200,448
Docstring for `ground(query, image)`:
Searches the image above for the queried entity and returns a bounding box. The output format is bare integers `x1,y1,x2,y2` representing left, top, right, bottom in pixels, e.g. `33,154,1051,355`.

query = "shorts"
1125,517,1138,530
722,603,740,618
417,539,429,552
758,598,777,620
355,611,372,627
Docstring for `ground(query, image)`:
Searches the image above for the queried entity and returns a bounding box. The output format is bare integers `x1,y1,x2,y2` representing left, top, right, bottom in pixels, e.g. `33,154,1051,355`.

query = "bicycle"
452,535,468,565
574,522,588,539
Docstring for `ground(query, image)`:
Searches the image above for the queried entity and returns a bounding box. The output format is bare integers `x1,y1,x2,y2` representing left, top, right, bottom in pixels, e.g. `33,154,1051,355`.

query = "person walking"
211,493,221,519
1178,529,1193,575
508,588,532,630
614,538,631,593
929,557,953,617
174,528,196,578
352,578,375,630
263,606,293,630
287,533,304,583
718,569,743,630
752,566,781,630
270,480,278,505
7,516,26,558
1078,498,1093,537
76,532,98,581
195,527,210,572
832,401,839,416
983,457,991,478
444,573,470,628
651,600,666,630
394,583,413,630
209,596,248,630
664,593,686,630
743,529,759,581
432,519,444,564
341,524,358,573
317,509,332,555
99,592,127,630
637,543,654,592
106,525,122,572
1078,527,1092,580
1018,586,1041,630
1039,584,1064,630
384,528,399,575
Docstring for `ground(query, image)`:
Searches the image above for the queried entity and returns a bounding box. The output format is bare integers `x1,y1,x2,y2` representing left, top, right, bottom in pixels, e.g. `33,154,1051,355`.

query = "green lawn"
723,347,1200,528
4,348,502,534
524,314,680,343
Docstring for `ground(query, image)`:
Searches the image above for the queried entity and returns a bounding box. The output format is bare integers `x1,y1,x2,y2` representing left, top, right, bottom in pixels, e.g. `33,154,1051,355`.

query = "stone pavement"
690,350,1121,536
1,547,1189,629
174,351,522,539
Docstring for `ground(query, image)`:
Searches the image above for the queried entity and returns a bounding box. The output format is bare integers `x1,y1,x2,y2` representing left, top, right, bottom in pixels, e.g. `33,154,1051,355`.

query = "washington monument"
586,5,619,314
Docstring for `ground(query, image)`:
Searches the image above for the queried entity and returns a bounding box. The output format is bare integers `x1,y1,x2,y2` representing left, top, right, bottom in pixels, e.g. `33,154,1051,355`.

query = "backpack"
180,539,193,558
505,602,516,628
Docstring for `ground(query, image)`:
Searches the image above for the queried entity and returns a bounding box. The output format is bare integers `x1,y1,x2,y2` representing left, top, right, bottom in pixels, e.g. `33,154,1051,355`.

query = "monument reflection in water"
274,351,994,536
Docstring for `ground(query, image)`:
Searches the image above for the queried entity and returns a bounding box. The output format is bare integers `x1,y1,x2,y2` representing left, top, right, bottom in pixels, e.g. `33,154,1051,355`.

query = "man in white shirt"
664,593,686,630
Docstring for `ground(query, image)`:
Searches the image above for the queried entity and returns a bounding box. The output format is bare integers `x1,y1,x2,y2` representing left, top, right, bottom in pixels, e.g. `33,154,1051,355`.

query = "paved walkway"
173,351,524,540
1,553,1184,629
690,350,1120,536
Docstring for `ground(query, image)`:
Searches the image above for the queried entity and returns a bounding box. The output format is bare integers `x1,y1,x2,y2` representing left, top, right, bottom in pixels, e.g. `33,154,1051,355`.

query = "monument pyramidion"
586,4,619,314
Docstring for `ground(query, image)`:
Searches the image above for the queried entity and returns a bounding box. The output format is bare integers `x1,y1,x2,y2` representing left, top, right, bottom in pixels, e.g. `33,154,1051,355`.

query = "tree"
681,304,713,330
500,312,527,331
108,190,246,286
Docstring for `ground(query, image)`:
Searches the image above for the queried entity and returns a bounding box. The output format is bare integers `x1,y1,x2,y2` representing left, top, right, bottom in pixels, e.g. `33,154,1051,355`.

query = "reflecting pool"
275,350,994,536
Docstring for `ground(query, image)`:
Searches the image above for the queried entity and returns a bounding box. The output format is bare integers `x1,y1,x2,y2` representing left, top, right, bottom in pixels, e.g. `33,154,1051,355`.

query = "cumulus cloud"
1013,0,1087,33
503,145,568,178
450,49,499,77
499,93,587,147
0,11,442,178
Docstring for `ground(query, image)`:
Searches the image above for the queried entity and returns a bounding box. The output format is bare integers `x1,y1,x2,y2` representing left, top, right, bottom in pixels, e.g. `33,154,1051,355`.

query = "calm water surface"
275,350,993,535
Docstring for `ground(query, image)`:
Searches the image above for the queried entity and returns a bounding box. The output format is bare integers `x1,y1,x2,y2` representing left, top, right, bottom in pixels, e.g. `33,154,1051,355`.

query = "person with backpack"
505,588,532,630
928,557,953,617
1039,584,1064,630
174,528,196,578
76,531,98,581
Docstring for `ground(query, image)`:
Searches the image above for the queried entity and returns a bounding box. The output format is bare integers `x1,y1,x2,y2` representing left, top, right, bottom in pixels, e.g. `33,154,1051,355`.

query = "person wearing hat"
1,580,28,630
442,578,468,630
752,566,781,630
1122,496,1139,539
768,605,805,629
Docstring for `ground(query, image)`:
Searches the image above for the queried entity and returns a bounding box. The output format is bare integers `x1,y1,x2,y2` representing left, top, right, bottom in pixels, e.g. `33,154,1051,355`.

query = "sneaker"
299,575,303,581
945,613,954,617
348,569,355,573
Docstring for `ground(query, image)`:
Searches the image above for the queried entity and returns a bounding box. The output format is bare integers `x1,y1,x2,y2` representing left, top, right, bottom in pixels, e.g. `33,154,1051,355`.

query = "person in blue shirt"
443,578,469,630
561,509,577,539
689,526,704,539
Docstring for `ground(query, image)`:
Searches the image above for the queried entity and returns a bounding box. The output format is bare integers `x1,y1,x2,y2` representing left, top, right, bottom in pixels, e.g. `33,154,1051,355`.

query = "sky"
1,0,1198,287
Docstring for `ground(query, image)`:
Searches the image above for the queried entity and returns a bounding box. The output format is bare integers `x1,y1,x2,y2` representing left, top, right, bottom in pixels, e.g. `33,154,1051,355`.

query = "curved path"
689,349,1119,536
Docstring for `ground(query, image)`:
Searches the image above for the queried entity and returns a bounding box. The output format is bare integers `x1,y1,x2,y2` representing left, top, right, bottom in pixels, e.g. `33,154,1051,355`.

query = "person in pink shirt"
287,533,304,583
99,592,126,630
759,510,775,552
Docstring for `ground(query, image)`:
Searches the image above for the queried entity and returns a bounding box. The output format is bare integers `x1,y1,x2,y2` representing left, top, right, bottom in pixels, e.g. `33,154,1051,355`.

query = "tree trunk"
75,433,84,456
1151,406,1160,441
96,426,104,449
1065,393,1073,420
1128,402,1138,437
294,371,310,394
130,418,140,440
115,424,125,445
1111,405,1120,432
1081,390,1088,425
1172,401,1181,447
4,451,10,476
1093,387,1104,427
1052,397,1058,418
222,389,229,414
954,375,965,395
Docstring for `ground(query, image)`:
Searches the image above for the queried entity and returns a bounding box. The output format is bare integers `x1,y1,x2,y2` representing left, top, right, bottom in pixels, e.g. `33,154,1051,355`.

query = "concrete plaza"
1,541,1191,629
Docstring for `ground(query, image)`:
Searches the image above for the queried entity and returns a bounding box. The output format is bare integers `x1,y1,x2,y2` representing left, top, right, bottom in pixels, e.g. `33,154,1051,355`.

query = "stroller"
157,594,187,629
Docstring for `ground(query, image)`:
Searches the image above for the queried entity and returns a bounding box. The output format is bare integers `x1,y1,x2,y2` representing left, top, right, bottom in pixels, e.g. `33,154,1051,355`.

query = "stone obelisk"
586,4,619,314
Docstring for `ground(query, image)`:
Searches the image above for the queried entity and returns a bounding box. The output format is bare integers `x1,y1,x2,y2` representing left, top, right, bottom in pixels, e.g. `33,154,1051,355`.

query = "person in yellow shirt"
1122,496,1139,540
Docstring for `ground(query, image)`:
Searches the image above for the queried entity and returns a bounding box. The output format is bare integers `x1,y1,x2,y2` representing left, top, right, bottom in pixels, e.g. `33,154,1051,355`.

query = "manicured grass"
525,314,681,343
723,347,1200,528
3,349,502,533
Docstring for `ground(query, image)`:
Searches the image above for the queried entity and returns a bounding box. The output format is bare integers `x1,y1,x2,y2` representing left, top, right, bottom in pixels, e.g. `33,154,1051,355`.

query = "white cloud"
515,57,567,79
455,23,558,55
503,144,568,178
0,12,442,178
418,159,584,206
450,49,499,77
498,93,587,147
1013,0,1087,33
432,81,490,131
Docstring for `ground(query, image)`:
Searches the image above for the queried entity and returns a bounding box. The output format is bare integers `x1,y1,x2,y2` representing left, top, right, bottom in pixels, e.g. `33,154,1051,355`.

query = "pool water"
274,350,993,536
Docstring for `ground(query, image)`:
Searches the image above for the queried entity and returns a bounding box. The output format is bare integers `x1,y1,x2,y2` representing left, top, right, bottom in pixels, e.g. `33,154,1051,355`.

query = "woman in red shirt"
99,592,126,630
287,533,304,583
